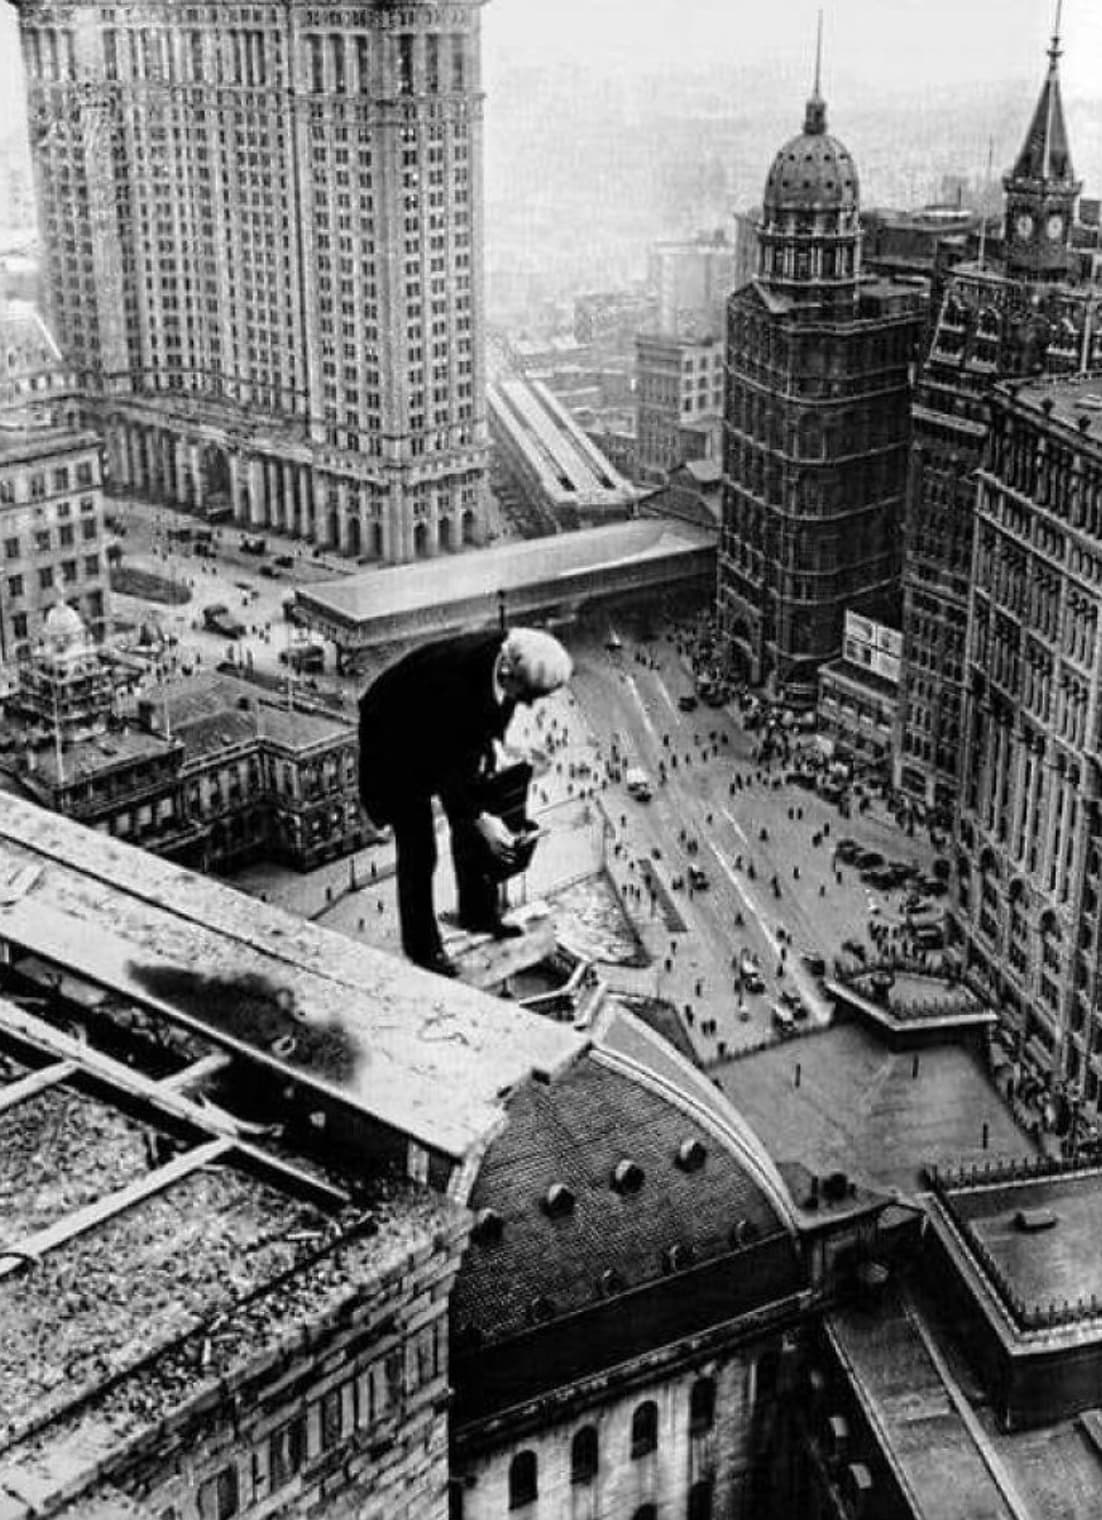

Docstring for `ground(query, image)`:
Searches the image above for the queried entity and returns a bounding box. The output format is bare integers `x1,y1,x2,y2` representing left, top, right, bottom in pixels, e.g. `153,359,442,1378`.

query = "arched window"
571,1426,598,1485
688,1478,715,1520
508,1450,537,1510
631,1507,657,1520
630,1400,658,1459
689,1376,716,1433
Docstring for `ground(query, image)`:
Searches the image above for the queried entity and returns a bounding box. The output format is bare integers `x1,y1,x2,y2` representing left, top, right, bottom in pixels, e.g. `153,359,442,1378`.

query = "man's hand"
474,812,518,864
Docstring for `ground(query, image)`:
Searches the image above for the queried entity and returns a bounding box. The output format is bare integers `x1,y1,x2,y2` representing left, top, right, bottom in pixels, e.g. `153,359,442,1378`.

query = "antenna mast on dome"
804,8,827,134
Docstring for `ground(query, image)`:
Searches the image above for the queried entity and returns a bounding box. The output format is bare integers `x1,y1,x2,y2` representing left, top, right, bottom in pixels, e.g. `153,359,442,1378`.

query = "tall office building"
957,374,1102,1106
11,0,488,562
718,49,923,701
894,18,1101,816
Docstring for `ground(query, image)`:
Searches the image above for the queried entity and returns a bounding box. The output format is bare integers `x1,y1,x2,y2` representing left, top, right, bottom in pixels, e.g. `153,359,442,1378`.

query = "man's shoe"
459,915,524,940
411,948,459,978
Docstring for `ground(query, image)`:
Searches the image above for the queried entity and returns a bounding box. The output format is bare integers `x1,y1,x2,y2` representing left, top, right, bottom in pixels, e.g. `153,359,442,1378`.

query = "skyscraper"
894,17,1101,818
956,374,1102,1109
12,1,489,563
718,38,923,702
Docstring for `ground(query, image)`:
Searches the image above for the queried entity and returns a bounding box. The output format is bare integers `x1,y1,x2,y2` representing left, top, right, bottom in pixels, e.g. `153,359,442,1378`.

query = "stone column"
283,462,297,538
108,424,128,491
300,467,314,542
174,438,188,508
247,458,264,527
227,453,242,523
160,432,174,502
337,480,352,554
191,442,204,511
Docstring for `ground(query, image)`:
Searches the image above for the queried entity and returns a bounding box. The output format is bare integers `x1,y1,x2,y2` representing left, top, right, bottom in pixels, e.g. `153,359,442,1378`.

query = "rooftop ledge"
0,793,584,1169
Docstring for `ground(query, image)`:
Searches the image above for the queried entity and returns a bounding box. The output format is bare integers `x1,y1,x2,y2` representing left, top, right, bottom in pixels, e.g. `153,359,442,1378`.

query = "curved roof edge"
591,1025,800,1235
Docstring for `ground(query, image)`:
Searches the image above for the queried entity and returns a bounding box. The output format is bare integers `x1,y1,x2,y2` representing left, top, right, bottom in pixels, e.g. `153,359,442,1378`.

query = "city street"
106,496,937,1068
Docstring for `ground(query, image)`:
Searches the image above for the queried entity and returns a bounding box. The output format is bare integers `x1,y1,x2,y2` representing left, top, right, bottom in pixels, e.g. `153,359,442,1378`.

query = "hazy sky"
1,1,1098,142
483,0,1101,99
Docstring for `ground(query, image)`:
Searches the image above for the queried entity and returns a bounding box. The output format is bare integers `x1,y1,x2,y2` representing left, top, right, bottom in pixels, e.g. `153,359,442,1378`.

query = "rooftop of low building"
295,520,713,629
717,1020,1036,1197
1003,373,1102,440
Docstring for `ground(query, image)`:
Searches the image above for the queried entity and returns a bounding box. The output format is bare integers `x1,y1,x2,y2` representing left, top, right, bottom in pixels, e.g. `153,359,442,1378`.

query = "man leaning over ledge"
357,626,573,977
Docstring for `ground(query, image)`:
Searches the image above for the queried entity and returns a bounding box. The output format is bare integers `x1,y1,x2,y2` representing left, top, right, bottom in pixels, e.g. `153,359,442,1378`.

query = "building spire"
1008,0,1075,185
804,9,827,135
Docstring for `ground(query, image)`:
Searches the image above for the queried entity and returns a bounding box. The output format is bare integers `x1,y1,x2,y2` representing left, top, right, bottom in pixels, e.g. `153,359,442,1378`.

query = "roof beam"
0,1059,76,1115
0,1136,234,1280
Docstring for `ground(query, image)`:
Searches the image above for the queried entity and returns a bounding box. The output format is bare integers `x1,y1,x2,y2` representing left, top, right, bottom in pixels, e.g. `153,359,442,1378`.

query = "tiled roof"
452,1046,797,1349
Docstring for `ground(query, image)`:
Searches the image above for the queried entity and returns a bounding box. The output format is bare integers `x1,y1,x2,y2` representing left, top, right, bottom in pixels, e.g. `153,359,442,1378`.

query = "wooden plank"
159,1051,233,1092
0,1136,234,1279
0,1060,76,1115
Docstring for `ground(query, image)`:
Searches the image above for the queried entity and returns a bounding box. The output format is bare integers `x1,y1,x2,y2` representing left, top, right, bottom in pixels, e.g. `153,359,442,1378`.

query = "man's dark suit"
358,629,514,963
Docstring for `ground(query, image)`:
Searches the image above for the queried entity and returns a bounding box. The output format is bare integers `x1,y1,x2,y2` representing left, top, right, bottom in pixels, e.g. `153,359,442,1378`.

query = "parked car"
678,694,699,712
259,563,280,578
274,554,295,569
835,838,861,863
841,937,868,962
801,950,827,977
771,1004,797,1037
240,535,267,555
855,850,884,870
739,949,765,992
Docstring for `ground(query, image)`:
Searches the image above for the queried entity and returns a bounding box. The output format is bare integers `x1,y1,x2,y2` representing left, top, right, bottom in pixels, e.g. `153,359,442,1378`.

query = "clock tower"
1003,4,1081,281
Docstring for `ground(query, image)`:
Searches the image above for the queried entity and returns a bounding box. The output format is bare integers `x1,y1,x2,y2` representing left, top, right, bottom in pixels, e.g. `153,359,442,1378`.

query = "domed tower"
1002,3,1081,282
757,20,861,306
719,21,924,701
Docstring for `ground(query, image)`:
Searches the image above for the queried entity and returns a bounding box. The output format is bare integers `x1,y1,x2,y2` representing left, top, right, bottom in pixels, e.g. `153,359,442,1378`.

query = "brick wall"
15,1213,469,1520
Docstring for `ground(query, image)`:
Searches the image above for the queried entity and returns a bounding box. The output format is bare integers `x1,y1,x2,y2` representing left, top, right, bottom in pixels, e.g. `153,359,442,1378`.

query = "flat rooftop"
829,1295,1017,1520
296,520,713,628
718,1021,1036,1195
489,378,637,508
0,792,583,1168
1009,374,1102,438
952,1168,1102,1311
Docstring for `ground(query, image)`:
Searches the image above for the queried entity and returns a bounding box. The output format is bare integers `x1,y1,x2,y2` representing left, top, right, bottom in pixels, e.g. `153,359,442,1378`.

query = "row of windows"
3,517,99,556
6,556,102,596
0,466,96,504
505,1383,716,1509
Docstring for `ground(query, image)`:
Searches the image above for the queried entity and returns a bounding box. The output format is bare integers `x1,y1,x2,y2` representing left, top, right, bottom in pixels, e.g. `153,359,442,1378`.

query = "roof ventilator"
611,1158,645,1195
543,1182,576,1219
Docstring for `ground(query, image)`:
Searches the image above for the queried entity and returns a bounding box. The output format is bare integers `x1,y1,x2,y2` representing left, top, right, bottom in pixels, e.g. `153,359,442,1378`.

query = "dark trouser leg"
391,798,441,960
446,807,499,927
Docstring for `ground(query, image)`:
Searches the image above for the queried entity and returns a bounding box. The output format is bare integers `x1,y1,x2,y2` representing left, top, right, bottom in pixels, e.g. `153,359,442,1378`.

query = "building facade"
718,68,923,702
817,609,901,764
12,0,489,563
648,231,738,340
0,419,109,665
635,334,724,485
956,376,1102,1107
895,20,1102,815
10,670,368,871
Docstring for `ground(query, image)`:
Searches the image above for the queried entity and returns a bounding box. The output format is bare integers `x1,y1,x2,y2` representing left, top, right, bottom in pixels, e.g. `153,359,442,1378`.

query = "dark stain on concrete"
127,963,362,1085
